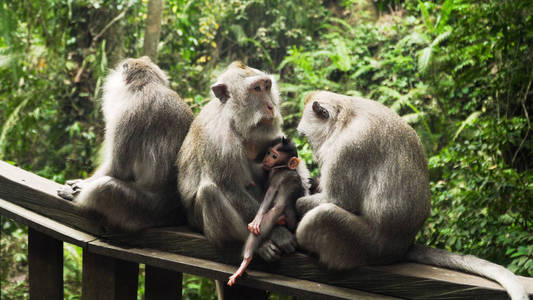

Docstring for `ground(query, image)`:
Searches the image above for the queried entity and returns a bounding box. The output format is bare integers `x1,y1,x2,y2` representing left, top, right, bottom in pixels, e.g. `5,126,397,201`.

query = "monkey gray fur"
57,56,194,232
295,91,527,300
177,61,309,261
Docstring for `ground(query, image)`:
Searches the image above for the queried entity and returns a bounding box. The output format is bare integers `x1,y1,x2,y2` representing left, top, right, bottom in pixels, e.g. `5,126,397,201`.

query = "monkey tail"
405,244,528,300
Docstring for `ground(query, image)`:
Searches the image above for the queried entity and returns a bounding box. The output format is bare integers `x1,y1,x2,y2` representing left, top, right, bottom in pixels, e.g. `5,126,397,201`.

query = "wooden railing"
1,160,532,300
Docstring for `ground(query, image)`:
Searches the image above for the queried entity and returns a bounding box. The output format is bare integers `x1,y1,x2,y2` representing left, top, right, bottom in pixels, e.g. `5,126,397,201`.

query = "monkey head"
262,137,300,171
210,61,283,142
105,56,169,96
297,91,354,154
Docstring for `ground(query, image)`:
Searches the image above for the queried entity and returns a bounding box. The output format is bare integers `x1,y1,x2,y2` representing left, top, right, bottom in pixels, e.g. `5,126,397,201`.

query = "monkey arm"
248,185,277,235
295,193,327,216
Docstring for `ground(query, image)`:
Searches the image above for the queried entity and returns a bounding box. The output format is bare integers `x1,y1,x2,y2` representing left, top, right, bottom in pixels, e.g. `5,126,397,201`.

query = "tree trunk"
143,0,164,62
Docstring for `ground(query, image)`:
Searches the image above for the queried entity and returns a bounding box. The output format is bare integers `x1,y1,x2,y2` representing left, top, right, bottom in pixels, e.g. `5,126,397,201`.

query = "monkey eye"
254,86,261,92
272,154,278,159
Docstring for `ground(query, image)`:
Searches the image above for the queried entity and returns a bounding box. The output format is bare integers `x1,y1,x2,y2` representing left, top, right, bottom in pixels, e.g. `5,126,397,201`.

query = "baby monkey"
228,137,305,286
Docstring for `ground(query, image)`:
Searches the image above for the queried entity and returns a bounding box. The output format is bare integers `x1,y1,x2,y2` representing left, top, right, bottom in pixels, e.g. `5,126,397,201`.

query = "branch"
511,70,532,165
74,5,131,83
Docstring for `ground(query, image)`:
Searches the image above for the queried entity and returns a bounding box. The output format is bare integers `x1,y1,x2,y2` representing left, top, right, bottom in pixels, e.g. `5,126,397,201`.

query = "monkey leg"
75,176,176,232
195,183,249,245
283,207,297,231
296,203,376,269
227,256,252,286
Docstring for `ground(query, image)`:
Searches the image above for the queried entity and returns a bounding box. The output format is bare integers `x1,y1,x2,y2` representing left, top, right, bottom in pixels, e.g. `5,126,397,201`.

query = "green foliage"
1,0,532,298
182,274,216,300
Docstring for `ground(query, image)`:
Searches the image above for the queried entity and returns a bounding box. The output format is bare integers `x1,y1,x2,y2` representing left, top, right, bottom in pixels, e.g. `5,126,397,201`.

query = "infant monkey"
228,137,304,286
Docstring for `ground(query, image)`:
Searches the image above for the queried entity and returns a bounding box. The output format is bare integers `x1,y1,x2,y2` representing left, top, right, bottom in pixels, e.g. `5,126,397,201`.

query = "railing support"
216,280,268,300
145,265,183,300
82,251,139,300
28,228,64,300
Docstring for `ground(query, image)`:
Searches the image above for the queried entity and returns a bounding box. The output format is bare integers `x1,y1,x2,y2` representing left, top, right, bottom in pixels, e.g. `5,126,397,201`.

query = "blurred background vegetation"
1,0,531,298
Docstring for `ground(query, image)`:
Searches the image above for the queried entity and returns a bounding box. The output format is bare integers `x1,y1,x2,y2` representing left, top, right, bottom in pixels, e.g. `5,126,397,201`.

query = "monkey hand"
66,179,83,187
248,217,262,235
57,185,78,201
268,226,297,255
57,178,88,200
257,240,282,262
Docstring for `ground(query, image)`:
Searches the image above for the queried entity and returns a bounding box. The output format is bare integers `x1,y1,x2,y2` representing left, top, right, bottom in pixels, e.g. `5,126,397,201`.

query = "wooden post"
145,265,182,300
82,250,139,300
216,280,268,300
28,228,63,300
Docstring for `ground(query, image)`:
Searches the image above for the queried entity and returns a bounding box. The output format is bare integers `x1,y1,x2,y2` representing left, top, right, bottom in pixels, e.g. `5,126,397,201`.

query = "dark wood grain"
28,228,63,300
145,265,182,300
82,251,139,300
1,161,532,300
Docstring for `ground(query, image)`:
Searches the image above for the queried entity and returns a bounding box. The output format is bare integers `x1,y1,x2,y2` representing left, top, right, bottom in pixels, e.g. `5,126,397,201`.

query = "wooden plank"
145,265,182,300
88,239,393,300
1,161,533,299
82,250,139,300
109,227,533,299
0,161,102,235
0,198,96,247
28,228,63,300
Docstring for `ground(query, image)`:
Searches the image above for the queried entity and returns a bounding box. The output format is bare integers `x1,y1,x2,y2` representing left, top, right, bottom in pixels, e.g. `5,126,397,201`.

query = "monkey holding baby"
228,137,304,286
295,91,527,299
177,61,311,261
57,56,194,232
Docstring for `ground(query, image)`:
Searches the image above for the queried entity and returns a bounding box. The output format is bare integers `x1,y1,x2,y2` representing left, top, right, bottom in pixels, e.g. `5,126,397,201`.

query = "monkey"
177,61,311,262
227,137,305,286
57,56,194,232
294,91,528,300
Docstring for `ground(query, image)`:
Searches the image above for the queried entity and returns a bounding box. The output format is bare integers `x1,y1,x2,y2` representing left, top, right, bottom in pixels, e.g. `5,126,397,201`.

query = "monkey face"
262,145,289,171
211,62,282,141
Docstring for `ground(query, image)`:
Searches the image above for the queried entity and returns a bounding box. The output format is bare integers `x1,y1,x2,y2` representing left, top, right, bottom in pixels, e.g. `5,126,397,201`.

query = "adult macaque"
177,61,309,261
57,56,194,232
295,91,527,300
228,137,305,286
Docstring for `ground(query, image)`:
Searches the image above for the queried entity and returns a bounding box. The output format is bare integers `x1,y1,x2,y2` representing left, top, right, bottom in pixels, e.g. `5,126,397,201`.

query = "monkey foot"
227,274,240,286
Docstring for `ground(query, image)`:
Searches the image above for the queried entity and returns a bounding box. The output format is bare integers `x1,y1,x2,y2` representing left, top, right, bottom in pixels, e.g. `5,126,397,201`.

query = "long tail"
406,244,528,300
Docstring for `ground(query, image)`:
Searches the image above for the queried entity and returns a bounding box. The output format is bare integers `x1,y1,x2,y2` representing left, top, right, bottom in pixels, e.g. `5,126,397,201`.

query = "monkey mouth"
260,117,274,125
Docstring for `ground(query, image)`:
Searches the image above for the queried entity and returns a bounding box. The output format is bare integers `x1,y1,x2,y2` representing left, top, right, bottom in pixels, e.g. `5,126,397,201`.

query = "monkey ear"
211,83,230,103
312,101,329,120
288,157,300,170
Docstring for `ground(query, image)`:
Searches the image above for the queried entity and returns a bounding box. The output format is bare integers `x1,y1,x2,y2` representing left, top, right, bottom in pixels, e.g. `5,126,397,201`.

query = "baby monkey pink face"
262,144,300,172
